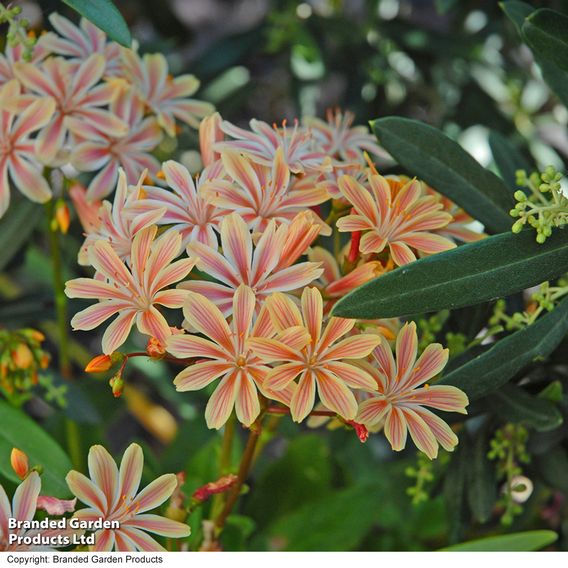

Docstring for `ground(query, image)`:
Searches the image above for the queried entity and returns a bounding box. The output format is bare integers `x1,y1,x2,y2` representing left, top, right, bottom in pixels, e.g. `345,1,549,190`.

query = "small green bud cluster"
405,451,444,505
0,4,36,61
488,423,530,526
417,310,448,352
510,166,568,244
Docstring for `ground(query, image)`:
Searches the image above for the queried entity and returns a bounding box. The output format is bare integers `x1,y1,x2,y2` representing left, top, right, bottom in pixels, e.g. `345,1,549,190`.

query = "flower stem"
214,422,261,533
210,413,236,519
45,201,81,470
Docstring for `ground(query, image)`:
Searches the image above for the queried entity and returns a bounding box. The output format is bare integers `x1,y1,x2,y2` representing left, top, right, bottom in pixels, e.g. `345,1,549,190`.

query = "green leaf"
0,200,42,272
371,117,513,233
467,431,497,524
500,1,533,34
333,229,568,319
523,9,568,74
439,297,568,400
0,402,72,497
62,0,131,46
502,2,568,108
264,483,382,551
490,385,564,431
441,530,558,551
538,380,563,403
488,131,530,189
536,448,568,492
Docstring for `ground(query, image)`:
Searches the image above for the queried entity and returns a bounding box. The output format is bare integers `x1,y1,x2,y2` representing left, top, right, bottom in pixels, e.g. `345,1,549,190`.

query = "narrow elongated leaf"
488,131,530,189
439,297,568,400
467,430,496,524
0,200,42,272
0,402,73,497
441,530,557,551
502,2,568,108
523,9,568,74
371,117,513,233
62,0,131,46
332,229,568,319
490,385,563,431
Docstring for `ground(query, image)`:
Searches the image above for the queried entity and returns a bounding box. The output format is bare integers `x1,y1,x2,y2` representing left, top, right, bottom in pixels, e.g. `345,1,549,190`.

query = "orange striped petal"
389,241,416,266
173,361,232,391
318,317,355,353
136,473,177,513
87,445,119,510
66,470,107,513
235,372,260,426
167,334,228,360
127,514,190,538
119,444,143,502
413,407,459,452
404,344,448,390
247,338,302,363
384,406,408,452
325,361,377,390
356,397,389,427
395,322,418,385
12,472,40,522
301,287,323,344
338,175,378,224
290,371,316,422
323,333,381,361
101,310,137,354
205,371,239,429
409,385,469,414
316,370,357,420
401,407,439,459
264,362,303,391
266,292,302,330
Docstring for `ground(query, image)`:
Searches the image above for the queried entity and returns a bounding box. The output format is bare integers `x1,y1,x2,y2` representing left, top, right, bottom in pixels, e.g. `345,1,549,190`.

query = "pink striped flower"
248,287,382,422
181,212,323,316
69,88,162,200
216,118,330,174
201,148,329,232
67,443,190,551
357,322,469,459
126,160,227,251
14,54,128,164
121,51,213,137
305,109,388,164
65,225,195,354
39,14,122,75
167,285,301,428
0,473,73,551
76,170,165,265
0,80,55,217
336,173,456,266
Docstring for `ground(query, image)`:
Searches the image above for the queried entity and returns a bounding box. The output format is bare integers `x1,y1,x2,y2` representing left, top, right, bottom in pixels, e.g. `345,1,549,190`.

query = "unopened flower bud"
85,354,113,373
109,375,124,398
192,474,238,503
512,220,524,234
55,199,70,234
11,448,29,480
345,420,369,443
12,344,33,369
514,190,526,202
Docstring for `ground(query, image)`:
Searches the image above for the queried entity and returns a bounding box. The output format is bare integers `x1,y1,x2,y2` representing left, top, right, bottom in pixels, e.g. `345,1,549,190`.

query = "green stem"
210,414,236,519
45,201,81,470
214,423,261,533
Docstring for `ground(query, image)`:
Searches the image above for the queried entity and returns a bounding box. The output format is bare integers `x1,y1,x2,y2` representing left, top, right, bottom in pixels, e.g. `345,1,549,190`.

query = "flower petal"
205,371,239,429
13,472,40,522
66,471,107,513
356,397,389,427
119,443,144,503
173,361,232,391
316,370,357,420
235,371,260,426
135,474,177,514
401,407,439,459
290,370,316,422
101,309,137,354
126,514,190,538
384,407,408,452
323,333,381,361
88,445,119,511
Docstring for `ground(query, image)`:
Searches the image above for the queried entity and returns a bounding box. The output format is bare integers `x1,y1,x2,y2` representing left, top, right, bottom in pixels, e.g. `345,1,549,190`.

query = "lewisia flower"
0,80,55,217
39,13,122,74
69,88,162,200
14,54,128,164
356,322,469,459
305,109,387,164
181,212,323,316
67,443,190,551
65,225,195,354
121,51,213,137
0,41,50,83
336,173,456,266
0,472,73,551
216,118,329,174
127,160,227,251
167,285,297,428
201,148,329,232
76,170,165,265
249,287,382,422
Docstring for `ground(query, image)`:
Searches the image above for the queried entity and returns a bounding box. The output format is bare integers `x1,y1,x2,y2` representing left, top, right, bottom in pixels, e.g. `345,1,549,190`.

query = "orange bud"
12,344,33,369
11,448,29,480
55,200,71,234
147,337,166,359
85,354,113,373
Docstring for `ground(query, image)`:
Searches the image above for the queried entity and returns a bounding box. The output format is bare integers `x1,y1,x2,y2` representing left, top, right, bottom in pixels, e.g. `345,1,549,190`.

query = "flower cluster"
62,93,474,457
0,13,212,216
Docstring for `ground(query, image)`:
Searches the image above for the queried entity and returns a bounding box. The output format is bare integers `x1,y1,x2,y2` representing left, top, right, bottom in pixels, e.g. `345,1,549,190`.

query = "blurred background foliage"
1,0,568,551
